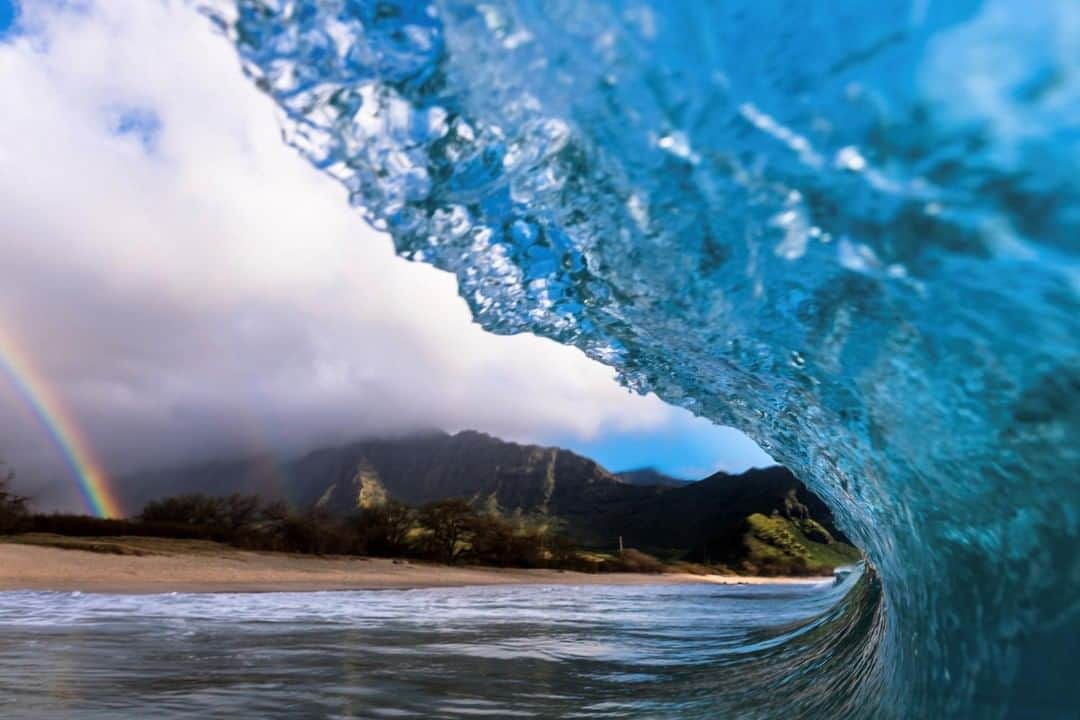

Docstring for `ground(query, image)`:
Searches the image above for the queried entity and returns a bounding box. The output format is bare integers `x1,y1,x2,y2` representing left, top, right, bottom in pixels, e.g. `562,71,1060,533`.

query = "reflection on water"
0,575,879,719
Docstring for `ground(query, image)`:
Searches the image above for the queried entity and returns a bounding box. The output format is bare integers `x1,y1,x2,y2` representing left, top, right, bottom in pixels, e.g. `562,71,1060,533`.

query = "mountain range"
116,430,858,571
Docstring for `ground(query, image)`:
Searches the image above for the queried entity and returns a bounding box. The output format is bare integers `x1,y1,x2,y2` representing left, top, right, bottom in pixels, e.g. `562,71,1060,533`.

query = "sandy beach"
0,536,829,593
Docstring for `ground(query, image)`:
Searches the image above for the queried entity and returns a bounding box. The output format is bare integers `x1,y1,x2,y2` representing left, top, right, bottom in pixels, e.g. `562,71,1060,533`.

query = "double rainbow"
0,328,122,518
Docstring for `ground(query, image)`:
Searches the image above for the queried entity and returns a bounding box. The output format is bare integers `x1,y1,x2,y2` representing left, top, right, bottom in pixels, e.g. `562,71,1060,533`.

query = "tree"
469,513,517,566
140,493,223,527
138,493,265,542
0,464,29,534
221,493,261,535
355,499,414,556
547,533,579,567
418,498,477,564
278,508,341,555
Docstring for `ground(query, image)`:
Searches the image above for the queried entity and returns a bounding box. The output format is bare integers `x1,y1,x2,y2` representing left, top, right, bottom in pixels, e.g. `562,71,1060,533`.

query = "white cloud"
0,0,741,508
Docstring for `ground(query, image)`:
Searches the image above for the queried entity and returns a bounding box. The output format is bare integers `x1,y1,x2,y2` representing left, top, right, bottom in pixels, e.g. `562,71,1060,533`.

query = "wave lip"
212,1,1080,716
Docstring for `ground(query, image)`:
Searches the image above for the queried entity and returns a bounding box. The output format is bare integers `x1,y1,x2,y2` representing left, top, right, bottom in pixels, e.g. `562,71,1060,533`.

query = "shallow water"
0,576,874,719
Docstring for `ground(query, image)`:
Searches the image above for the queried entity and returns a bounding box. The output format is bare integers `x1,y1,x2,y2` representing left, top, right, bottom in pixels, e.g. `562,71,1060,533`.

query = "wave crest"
212,1,1080,716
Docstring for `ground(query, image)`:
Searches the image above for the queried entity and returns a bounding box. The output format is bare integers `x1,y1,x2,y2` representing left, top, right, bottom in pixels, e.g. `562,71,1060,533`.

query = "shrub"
28,514,208,539
603,548,666,574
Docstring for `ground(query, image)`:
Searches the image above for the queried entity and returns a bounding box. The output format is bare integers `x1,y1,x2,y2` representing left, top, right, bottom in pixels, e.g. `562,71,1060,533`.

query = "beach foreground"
0,536,829,593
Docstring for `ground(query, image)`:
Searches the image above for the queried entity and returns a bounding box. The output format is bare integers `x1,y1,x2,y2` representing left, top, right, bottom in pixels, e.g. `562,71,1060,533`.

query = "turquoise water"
0,576,876,719
210,1,1080,716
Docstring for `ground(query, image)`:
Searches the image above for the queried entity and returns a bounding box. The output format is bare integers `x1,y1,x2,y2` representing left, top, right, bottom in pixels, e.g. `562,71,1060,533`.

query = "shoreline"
0,538,831,594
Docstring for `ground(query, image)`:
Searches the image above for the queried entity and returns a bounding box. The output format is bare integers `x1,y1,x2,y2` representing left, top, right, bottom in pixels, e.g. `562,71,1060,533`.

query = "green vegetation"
10,491,602,571
4,489,862,575
417,499,475,564
99,433,863,575
5,489,682,574
1,451,861,576
738,513,861,576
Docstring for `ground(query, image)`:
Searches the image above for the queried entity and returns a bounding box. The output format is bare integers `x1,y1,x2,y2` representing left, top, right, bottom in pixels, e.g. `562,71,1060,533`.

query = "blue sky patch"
0,0,18,37
547,421,774,480
110,107,162,152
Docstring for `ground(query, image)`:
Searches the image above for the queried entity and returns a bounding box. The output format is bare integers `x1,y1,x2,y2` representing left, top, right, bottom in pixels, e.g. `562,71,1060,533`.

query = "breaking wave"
210,1,1079,717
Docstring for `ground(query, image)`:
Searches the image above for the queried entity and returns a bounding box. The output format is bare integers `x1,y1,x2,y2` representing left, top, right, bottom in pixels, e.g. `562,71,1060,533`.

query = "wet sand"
0,537,831,593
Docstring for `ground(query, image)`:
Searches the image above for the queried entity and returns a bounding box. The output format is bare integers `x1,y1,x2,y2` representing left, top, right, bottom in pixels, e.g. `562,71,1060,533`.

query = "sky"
0,1,12,35
0,0,773,513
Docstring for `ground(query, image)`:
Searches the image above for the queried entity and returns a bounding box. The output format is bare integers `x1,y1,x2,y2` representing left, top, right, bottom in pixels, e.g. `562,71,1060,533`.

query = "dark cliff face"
285,430,635,516
589,466,850,552
116,431,850,558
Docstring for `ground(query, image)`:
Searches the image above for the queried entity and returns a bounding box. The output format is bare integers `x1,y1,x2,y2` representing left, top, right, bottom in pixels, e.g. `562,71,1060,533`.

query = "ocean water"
203,1,1080,716
0,575,877,719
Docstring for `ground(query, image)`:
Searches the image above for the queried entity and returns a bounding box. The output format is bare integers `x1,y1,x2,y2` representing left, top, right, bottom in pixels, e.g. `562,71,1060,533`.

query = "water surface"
0,578,863,719
211,1,1080,713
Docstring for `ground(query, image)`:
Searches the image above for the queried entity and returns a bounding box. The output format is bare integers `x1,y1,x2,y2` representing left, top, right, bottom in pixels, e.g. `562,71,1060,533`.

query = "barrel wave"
209,1,1079,717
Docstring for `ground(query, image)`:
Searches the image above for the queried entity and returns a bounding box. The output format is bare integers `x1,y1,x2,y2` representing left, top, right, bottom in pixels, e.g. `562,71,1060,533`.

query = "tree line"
0,467,673,572
0,469,603,569
134,493,584,568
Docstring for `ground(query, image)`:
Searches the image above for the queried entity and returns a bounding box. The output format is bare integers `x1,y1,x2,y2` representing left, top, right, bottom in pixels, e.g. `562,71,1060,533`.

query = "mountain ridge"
614,467,690,488
115,430,856,570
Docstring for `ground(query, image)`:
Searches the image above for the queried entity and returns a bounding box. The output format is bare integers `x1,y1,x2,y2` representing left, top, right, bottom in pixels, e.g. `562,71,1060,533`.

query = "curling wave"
210,1,1079,717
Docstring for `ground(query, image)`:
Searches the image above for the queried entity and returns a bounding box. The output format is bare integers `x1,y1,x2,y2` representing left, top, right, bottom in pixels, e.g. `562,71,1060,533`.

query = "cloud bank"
0,0,771,511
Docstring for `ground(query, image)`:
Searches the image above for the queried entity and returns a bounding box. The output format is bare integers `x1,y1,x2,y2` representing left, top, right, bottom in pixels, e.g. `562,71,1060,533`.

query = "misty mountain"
614,468,689,487
116,430,851,561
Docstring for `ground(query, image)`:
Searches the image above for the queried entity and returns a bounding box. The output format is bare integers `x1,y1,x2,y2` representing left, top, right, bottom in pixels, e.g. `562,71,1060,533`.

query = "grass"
1,533,237,557
5,519,862,578
742,513,861,575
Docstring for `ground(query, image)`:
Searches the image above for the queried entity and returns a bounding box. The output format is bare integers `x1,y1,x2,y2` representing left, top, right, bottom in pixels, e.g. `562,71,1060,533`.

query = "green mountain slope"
117,431,859,574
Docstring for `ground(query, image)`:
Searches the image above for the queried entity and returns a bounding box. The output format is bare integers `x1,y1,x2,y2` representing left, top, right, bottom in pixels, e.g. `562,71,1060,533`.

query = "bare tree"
0,463,29,534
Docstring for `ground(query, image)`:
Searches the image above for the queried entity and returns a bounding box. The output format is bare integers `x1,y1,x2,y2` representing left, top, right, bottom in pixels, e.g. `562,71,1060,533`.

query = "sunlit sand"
0,538,829,594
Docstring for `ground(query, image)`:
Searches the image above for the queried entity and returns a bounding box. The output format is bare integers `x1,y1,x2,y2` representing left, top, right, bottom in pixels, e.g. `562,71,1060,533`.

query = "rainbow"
0,328,122,518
